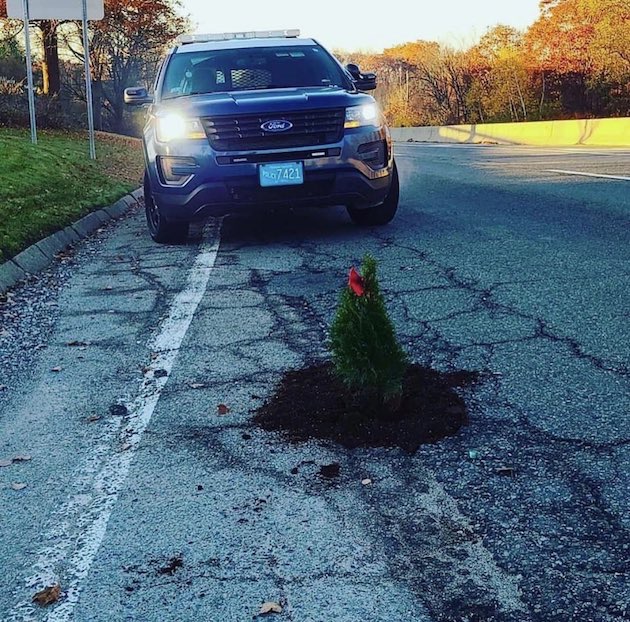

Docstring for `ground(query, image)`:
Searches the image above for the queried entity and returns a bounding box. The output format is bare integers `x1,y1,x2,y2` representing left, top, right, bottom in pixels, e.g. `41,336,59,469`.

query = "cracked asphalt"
0,143,628,621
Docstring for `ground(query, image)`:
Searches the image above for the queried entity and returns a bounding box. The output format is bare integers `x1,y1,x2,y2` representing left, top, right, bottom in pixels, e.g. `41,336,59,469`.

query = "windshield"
161,45,351,99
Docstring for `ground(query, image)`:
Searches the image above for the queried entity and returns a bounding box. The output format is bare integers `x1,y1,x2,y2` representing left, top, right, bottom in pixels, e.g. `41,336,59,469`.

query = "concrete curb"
0,188,142,295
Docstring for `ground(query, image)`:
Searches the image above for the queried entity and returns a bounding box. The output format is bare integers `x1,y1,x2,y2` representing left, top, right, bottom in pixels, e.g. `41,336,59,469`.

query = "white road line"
546,169,630,181
419,471,527,615
9,220,223,622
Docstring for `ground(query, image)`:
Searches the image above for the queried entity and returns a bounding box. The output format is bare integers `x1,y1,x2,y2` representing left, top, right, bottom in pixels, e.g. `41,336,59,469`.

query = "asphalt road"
0,144,628,622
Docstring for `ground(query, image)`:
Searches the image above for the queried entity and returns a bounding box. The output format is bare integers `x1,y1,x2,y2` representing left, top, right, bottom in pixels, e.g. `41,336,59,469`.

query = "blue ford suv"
124,30,398,242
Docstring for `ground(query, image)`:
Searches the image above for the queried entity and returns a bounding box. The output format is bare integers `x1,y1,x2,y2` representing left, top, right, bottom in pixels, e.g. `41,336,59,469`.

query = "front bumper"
152,169,391,220
145,126,394,222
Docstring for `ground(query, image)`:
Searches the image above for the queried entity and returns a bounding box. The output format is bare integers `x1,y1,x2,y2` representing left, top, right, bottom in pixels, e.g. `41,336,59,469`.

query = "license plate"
259,162,304,187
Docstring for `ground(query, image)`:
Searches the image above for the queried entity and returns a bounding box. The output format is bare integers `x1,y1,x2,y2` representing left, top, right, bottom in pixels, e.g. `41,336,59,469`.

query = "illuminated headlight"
156,113,205,142
344,104,379,129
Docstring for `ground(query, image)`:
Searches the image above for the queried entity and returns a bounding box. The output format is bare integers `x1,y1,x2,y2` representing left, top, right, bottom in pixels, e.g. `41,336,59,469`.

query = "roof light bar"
178,29,301,45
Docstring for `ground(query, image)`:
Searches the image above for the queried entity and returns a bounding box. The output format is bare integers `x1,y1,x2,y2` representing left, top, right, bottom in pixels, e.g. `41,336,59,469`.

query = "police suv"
124,29,399,242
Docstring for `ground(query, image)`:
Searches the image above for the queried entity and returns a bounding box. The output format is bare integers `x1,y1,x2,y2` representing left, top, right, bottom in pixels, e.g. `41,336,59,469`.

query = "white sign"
6,0,104,20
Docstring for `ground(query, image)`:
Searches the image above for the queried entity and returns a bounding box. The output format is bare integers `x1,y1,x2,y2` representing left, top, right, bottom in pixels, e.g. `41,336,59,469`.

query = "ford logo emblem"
261,119,293,133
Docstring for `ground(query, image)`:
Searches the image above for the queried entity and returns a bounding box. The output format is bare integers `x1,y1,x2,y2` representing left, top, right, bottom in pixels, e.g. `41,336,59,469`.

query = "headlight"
156,113,205,142
344,104,379,129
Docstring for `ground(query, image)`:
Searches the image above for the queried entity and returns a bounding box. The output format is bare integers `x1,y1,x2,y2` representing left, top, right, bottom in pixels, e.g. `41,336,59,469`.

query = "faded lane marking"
419,470,527,615
9,219,223,622
546,169,630,181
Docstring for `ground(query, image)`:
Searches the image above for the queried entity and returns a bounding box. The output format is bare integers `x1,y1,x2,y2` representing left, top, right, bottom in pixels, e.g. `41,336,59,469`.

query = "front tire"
347,161,400,226
144,171,189,243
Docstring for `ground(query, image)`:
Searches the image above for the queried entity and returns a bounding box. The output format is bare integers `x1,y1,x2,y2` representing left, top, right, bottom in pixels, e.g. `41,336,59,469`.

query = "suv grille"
201,109,345,151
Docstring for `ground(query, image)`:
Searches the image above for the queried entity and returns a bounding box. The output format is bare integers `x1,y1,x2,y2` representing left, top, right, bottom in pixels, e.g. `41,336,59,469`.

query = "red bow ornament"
348,267,365,297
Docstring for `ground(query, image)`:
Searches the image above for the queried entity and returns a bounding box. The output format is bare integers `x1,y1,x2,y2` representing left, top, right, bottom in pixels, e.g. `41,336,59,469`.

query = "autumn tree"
466,25,540,122
64,0,188,131
1,0,187,125
525,0,629,116
585,0,630,113
38,21,60,95
589,0,630,80
353,0,629,124
384,41,472,125
0,1,24,82
2,0,627,128
0,0,64,95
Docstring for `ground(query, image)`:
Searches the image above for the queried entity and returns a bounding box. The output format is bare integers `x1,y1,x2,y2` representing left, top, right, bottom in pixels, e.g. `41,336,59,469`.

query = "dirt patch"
253,362,479,453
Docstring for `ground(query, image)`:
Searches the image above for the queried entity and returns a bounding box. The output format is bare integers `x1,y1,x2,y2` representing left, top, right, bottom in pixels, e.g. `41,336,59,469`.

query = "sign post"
81,0,96,159
6,0,105,157
21,0,37,144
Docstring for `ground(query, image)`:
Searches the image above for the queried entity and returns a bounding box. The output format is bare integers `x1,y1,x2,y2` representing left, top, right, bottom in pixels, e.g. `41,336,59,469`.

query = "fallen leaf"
361,478,372,486
32,584,61,606
0,459,13,468
109,404,128,417
189,383,206,389
12,455,32,463
259,602,283,615
217,404,230,416
51,367,62,373
11,482,27,490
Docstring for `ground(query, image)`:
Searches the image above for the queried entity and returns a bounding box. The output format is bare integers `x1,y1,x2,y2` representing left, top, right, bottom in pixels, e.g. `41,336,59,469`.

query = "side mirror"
124,87,153,106
346,63,361,80
345,64,377,91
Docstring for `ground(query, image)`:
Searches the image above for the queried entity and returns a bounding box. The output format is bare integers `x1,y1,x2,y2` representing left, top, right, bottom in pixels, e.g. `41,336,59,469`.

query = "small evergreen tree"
330,255,408,410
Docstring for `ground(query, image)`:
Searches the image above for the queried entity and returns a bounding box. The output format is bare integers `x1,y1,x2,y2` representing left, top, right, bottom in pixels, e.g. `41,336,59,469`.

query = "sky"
181,0,543,52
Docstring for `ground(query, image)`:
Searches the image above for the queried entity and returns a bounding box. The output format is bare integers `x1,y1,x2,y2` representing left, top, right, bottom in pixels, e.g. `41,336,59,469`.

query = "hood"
158,86,373,117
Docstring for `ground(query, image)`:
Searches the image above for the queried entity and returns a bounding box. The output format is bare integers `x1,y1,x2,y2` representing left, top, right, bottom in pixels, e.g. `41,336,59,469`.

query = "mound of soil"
253,363,478,453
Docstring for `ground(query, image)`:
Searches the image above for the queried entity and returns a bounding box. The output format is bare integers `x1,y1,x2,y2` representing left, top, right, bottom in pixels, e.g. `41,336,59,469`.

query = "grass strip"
0,128,144,262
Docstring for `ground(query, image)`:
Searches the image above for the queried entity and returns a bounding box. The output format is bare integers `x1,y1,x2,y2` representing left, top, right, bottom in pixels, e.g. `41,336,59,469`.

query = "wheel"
144,171,189,243
347,160,400,226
